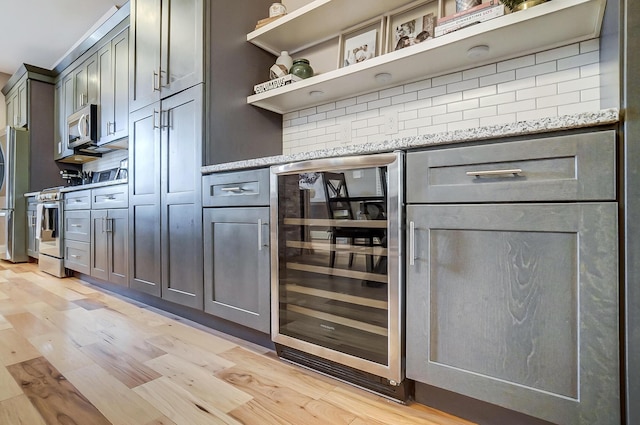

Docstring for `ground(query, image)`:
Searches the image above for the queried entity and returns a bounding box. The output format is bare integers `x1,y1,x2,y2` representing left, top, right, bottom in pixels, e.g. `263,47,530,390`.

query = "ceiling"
0,0,127,76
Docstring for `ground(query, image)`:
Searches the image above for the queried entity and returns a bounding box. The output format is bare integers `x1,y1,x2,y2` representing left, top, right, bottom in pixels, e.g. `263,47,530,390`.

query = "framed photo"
338,17,385,68
386,0,440,53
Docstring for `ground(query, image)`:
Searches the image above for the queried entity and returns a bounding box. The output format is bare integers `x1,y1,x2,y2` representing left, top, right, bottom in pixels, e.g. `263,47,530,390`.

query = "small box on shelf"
254,74,303,94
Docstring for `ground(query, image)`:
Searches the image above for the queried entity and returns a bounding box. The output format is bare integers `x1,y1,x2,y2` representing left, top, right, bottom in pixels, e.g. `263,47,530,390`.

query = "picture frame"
385,0,440,53
338,17,385,68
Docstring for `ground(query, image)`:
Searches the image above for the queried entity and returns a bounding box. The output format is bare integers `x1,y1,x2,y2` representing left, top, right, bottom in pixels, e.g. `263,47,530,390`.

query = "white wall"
283,40,601,154
0,72,10,129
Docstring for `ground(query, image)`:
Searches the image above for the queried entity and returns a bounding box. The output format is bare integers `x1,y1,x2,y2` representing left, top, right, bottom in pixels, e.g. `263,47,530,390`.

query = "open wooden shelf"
247,0,606,114
247,0,412,55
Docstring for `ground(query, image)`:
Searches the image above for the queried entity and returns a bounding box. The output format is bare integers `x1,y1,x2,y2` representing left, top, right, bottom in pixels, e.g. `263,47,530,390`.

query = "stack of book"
254,74,302,94
435,1,505,37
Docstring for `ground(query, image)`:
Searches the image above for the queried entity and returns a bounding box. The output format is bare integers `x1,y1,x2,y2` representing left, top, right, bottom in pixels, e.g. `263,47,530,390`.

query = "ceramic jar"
290,59,314,79
269,2,287,17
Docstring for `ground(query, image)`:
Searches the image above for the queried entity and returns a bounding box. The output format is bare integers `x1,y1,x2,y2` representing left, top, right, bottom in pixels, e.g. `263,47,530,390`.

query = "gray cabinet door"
129,103,162,296
161,0,203,99
17,81,28,127
159,85,203,309
53,80,72,160
406,203,620,425
74,53,98,111
129,0,161,112
99,29,129,145
203,207,270,333
91,209,109,282
108,208,129,286
26,202,38,258
5,90,15,127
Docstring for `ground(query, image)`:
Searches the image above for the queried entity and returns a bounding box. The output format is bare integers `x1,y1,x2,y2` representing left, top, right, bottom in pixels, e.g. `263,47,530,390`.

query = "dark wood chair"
321,172,386,271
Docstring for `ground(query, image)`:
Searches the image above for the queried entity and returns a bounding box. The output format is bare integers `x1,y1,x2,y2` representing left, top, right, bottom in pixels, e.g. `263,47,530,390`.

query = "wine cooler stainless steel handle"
409,221,416,266
466,168,522,178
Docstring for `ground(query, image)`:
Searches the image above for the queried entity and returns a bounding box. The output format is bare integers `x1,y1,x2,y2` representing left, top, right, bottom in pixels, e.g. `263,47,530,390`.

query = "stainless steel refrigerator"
0,126,29,263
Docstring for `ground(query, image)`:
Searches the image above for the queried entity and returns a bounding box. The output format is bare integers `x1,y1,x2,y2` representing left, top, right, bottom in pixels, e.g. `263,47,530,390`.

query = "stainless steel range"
270,152,407,400
36,187,65,277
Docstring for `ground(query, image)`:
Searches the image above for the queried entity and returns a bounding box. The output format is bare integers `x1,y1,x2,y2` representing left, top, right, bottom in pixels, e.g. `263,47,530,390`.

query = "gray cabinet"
129,85,203,308
202,168,271,333
91,208,128,286
5,77,27,127
63,209,91,274
99,29,129,145
129,0,203,112
73,53,99,111
405,130,620,425
26,196,38,258
53,79,73,160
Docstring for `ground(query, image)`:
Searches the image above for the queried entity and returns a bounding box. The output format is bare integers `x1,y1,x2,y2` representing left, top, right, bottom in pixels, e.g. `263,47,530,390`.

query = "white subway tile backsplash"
463,64,497,80
480,70,515,87
497,54,535,72
404,78,432,92
517,84,557,101
379,86,404,98
558,51,599,71
433,72,463,87
357,92,379,104
336,97,357,108
515,61,556,80
448,98,479,113
536,44,579,64
447,78,479,94
284,41,601,154
537,92,581,109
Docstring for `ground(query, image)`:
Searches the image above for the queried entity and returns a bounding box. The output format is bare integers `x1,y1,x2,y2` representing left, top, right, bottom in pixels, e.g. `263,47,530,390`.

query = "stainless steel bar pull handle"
466,168,522,178
409,221,416,266
258,219,263,251
220,187,243,193
153,110,160,129
152,70,160,92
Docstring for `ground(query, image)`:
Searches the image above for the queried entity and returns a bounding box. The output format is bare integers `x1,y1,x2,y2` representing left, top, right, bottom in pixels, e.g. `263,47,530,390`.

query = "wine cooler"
270,152,407,400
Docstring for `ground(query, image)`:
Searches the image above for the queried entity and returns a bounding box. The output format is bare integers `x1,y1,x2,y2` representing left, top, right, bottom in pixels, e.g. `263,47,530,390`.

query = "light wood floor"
0,261,475,425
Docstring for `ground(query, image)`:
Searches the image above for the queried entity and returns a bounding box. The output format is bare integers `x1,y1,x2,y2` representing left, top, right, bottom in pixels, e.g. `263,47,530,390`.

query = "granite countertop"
24,179,128,197
201,109,619,174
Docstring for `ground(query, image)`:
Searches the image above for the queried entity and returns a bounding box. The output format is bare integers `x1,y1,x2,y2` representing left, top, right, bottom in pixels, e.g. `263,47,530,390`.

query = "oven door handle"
35,204,43,240
41,203,60,209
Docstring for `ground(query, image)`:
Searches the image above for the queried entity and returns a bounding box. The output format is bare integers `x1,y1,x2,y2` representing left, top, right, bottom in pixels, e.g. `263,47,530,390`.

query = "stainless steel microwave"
67,104,97,149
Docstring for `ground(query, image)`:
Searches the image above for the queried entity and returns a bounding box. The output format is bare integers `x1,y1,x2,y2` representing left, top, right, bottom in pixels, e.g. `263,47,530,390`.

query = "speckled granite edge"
201,109,619,174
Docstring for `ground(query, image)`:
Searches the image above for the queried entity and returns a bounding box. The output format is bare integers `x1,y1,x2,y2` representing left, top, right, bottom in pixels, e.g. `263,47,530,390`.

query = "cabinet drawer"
406,130,616,203
64,210,91,242
64,190,92,210
203,168,269,207
92,185,129,209
64,240,90,275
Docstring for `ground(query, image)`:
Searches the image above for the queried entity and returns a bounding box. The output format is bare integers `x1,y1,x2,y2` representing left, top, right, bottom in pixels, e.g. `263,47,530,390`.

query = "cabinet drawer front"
92,185,129,209
64,210,91,242
64,190,92,210
64,240,90,274
407,130,616,203
202,168,270,207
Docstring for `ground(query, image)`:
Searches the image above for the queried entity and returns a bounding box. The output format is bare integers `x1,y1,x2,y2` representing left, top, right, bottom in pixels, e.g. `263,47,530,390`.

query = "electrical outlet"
385,111,398,135
340,121,352,143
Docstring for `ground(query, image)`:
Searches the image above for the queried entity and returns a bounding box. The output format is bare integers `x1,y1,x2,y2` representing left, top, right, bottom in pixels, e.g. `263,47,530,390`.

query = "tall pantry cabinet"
128,0,204,309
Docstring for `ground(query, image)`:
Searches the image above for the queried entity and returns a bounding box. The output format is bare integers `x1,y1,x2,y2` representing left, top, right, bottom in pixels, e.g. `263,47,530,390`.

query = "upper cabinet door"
98,42,114,144
74,53,99,111
17,81,28,128
99,29,129,145
130,0,162,112
161,0,203,98
129,0,203,112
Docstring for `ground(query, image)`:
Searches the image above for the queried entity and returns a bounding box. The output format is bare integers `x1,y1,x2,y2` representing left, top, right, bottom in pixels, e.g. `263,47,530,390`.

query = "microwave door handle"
77,114,87,138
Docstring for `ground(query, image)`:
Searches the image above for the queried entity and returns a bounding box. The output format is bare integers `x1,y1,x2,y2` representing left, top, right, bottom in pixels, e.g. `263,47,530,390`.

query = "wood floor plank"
80,341,162,388
218,346,335,400
5,279,75,311
0,289,8,300
65,364,164,425
0,313,11,330
134,376,243,425
6,356,112,425
0,328,41,366
145,353,252,413
29,278,86,301
154,321,237,354
145,416,178,425
97,324,167,363
5,312,59,339
0,394,47,425
146,334,235,373
322,386,475,425
72,297,109,310
219,365,356,425
24,303,103,347
27,332,94,374
0,365,23,402
228,399,297,425
58,277,100,295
